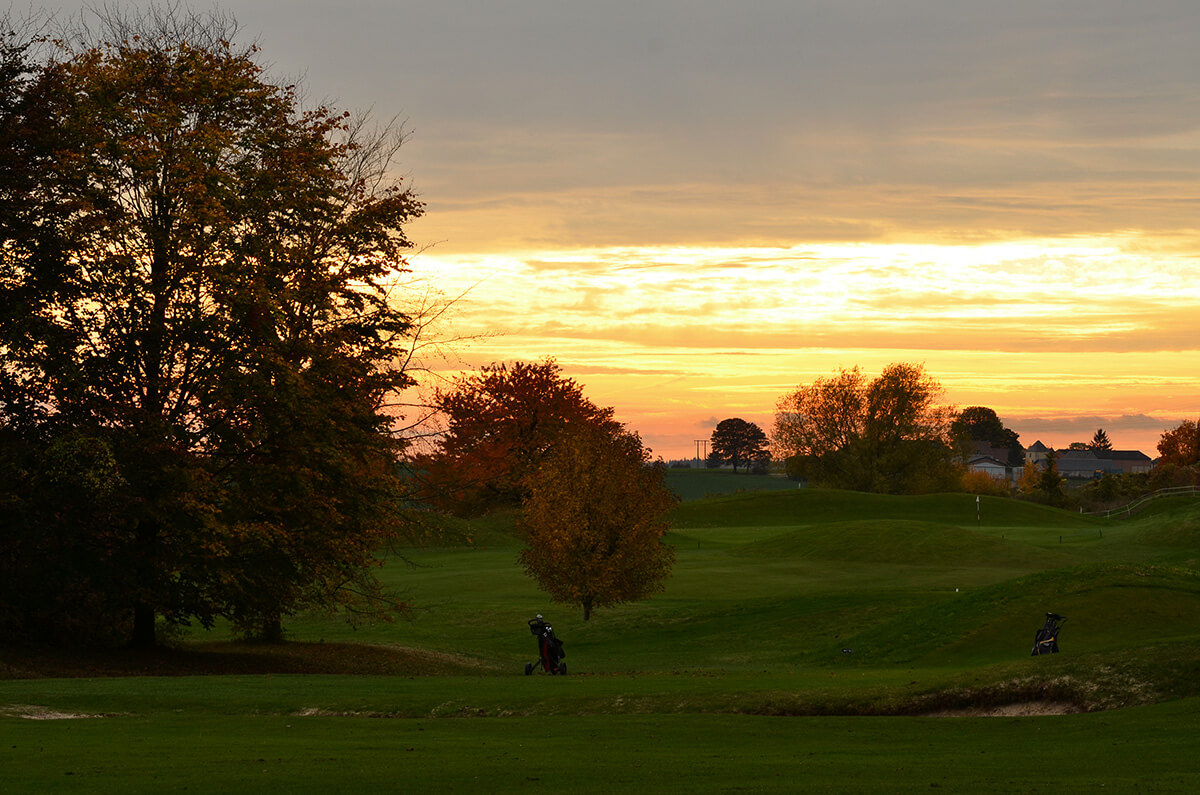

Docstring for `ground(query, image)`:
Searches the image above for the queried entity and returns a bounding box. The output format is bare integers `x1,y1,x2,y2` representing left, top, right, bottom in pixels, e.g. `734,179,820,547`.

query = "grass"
5,488,1200,790
5,703,1199,793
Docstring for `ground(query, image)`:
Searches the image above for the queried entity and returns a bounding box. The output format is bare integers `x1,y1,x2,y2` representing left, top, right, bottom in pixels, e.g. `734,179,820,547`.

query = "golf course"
4,471,1200,792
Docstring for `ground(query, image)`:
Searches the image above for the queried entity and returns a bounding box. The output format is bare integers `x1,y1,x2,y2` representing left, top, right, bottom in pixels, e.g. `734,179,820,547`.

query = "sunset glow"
410,233,1200,459
40,0,1200,459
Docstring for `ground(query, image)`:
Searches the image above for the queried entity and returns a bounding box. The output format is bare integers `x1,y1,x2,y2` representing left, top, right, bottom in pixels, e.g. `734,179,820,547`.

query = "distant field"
664,467,799,501
5,489,1200,791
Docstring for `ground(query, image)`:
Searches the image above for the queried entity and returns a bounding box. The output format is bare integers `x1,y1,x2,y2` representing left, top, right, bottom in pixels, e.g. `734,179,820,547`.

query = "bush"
961,470,1011,496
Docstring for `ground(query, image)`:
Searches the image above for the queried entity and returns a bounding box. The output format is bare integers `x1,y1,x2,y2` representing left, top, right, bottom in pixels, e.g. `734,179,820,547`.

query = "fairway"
5,482,1200,791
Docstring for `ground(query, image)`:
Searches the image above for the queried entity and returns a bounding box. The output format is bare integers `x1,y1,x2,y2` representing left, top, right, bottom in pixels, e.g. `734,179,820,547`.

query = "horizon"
39,1,1200,460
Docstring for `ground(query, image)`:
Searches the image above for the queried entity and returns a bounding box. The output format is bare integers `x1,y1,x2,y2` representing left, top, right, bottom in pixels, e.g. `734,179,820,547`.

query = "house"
1055,449,1107,480
967,454,1011,480
1025,440,1051,465
1038,447,1154,480
1096,449,1153,475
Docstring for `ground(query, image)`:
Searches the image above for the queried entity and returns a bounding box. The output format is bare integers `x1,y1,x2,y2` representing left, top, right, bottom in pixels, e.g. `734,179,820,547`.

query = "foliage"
1018,451,1066,506
1090,428,1113,451
518,423,676,620
950,406,1023,466
708,417,770,473
1157,419,1200,467
773,363,961,494
1147,463,1200,490
960,469,1011,497
416,359,619,515
0,7,420,646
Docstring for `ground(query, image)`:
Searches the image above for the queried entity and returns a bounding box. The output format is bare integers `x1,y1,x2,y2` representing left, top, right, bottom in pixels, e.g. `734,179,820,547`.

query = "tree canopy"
709,418,770,473
1,7,421,646
1158,419,1200,467
519,423,676,621
416,359,619,516
772,363,960,494
950,406,1023,467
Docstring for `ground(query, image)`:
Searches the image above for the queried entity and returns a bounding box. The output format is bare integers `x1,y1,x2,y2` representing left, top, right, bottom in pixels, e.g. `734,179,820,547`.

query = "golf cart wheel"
558,663,566,675
524,663,533,676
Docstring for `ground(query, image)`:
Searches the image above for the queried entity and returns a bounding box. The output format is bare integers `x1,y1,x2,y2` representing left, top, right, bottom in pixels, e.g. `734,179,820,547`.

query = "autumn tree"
709,418,770,473
1157,419,1200,467
0,7,421,646
519,423,676,621
417,359,619,515
773,363,960,494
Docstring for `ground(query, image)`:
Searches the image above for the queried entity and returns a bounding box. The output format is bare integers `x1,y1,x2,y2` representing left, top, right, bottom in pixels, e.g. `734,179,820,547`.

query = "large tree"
773,363,960,494
709,418,770,473
417,359,619,515
950,406,1023,467
519,423,676,621
0,7,421,646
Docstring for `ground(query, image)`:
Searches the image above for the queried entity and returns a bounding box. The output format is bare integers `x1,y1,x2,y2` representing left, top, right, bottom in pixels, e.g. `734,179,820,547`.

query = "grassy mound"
0,641,494,679
732,519,1078,568
836,563,1200,668
671,488,1100,531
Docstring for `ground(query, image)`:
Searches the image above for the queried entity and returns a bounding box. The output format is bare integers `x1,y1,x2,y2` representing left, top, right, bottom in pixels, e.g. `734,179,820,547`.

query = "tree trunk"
582,597,593,621
129,603,156,648
256,614,285,643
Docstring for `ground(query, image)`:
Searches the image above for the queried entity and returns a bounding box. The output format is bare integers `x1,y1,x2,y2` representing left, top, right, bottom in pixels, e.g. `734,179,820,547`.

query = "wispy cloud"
409,235,1200,456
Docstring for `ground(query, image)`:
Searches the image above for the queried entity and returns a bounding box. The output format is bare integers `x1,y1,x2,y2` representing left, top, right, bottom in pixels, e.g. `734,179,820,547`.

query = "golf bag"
1031,612,1066,655
524,615,566,675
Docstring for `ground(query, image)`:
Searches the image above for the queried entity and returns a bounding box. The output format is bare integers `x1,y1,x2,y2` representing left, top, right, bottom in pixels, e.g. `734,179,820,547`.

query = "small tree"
709,418,770,473
1020,451,1065,506
519,424,677,621
1089,429,1113,451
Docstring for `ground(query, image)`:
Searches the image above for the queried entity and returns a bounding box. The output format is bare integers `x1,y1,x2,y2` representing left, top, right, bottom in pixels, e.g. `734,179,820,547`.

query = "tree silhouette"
709,418,770,473
1158,420,1200,467
1,7,421,646
773,364,960,494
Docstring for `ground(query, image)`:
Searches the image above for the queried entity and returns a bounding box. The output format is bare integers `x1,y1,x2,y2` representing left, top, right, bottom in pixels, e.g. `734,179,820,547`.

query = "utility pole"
694,439,708,468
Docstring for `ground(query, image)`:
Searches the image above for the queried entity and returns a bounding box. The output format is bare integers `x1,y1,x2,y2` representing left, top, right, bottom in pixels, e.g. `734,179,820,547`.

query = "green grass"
5,489,1200,790
4,702,1199,793
665,468,799,501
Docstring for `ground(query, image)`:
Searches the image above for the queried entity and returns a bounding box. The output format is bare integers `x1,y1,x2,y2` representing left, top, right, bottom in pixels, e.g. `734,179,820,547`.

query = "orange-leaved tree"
773,363,960,493
519,423,677,621
1157,419,1200,467
417,359,620,515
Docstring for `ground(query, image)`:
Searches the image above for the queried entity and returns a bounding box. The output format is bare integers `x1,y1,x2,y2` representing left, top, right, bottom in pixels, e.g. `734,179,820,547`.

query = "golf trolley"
524,615,566,675
1031,612,1066,655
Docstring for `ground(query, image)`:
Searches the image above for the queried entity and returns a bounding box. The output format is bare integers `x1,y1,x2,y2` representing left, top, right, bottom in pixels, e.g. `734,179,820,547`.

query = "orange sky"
44,1,1200,459
406,235,1200,460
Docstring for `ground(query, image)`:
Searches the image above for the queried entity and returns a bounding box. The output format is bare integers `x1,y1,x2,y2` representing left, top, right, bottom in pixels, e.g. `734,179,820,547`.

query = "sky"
34,0,1200,460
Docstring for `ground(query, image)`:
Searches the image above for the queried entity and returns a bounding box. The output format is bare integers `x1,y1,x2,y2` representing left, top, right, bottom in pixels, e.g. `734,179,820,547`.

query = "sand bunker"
1,704,112,720
927,701,1081,717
